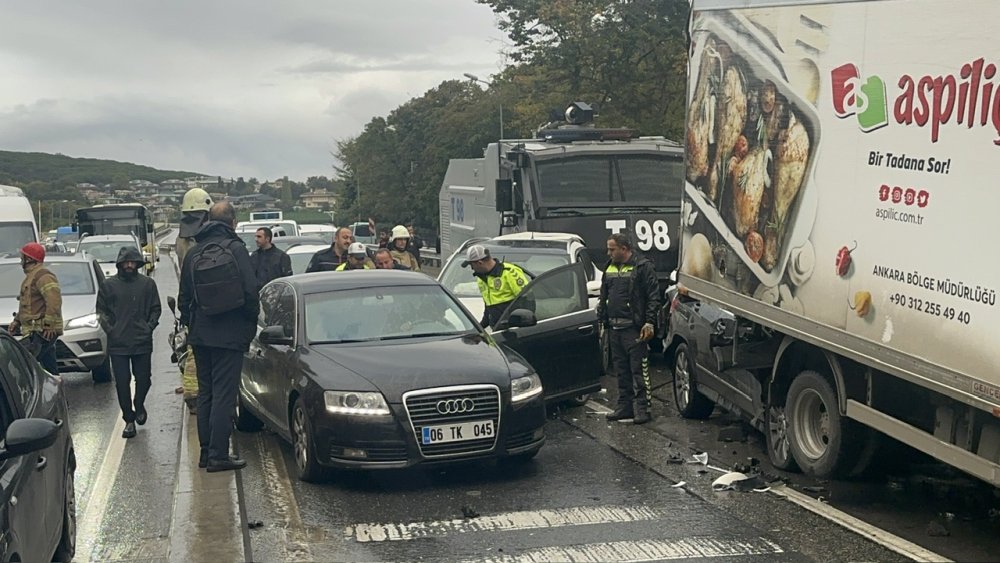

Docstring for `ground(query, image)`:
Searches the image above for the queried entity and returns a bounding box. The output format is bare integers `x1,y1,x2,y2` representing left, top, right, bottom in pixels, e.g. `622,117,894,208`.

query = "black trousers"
111,353,153,424
193,345,243,462
609,326,651,410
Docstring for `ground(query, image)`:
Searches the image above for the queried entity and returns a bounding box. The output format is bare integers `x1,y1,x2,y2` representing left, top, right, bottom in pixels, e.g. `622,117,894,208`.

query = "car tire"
235,395,264,433
291,397,325,483
786,370,865,478
765,404,800,472
91,358,112,383
53,457,77,562
672,343,714,419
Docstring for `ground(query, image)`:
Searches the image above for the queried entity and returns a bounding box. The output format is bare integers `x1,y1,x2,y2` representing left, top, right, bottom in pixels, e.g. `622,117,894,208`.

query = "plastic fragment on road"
711,472,771,493
687,452,728,473
671,481,687,488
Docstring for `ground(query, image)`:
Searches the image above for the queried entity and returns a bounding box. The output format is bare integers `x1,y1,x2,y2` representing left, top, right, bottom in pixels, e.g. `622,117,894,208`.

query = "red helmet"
19,242,45,263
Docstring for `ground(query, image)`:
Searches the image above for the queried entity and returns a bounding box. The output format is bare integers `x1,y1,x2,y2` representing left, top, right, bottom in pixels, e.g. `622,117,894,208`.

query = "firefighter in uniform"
463,244,532,329
9,242,63,375
174,188,213,413
597,233,659,425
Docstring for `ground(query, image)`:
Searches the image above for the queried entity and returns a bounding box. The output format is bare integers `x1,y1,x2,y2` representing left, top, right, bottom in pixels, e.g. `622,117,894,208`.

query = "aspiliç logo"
831,59,1000,145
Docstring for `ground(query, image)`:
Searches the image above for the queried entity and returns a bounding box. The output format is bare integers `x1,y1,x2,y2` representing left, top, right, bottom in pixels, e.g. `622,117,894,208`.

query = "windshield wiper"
378,331,473,341
309,337,382,344
545,209,588,216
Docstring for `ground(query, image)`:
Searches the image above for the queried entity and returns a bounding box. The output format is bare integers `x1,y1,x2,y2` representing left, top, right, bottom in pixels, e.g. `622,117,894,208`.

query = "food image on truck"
680,1,1000,400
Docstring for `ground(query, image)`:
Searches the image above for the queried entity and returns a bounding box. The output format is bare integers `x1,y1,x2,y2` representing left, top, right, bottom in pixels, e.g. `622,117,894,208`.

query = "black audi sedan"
238,267,601,482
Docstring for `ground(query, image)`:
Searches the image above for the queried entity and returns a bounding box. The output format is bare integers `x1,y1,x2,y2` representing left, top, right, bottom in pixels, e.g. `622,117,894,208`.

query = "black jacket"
596,253,659,330
96,247,162,355
305,246,346,272
249,245,292,290
407,235,423,262
178,221,260,352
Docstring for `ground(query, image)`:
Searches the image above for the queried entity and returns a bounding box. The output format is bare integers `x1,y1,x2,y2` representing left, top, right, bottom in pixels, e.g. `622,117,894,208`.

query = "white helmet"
181,188,213,212
390,225,409,242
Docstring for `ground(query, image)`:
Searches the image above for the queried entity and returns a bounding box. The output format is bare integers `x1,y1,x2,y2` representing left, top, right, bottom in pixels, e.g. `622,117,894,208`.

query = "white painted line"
76,408,128,559
466,536,784,563
585,399,613,414
770,485,951,563
348,505,661,543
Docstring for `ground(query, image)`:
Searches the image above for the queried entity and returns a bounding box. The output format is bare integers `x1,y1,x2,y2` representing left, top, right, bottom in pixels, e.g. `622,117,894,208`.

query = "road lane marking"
76,394,128,559
586,399,613,414
466,536,784,562
770,485,952,563
252,432,315,561
348,505,662,543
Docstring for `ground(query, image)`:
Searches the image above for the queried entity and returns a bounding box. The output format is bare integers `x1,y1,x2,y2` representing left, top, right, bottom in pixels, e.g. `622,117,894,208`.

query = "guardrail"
420,250,442,269
154,223,173,237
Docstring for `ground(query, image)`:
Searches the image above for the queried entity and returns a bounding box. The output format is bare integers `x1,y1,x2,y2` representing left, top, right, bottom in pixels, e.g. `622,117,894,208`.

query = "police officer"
597,233,659,425
174,188,212,413
463,244,532,329
306,226,353,272
9,242,62,374
335,242,373,270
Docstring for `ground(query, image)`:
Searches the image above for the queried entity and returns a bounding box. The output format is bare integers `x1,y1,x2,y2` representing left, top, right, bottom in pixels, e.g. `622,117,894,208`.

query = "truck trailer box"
678,0,1000,484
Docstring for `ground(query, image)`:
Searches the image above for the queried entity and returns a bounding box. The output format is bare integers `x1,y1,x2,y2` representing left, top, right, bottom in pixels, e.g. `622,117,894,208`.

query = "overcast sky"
0,0,504,181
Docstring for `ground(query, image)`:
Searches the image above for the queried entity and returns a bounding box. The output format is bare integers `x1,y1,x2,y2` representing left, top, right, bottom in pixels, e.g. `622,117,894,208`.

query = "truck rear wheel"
786,370,863,478
672,344,714,419
765,404,799,472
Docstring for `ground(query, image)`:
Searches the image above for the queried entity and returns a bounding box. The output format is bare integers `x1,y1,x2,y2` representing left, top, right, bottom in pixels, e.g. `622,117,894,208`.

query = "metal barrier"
420,250,442,269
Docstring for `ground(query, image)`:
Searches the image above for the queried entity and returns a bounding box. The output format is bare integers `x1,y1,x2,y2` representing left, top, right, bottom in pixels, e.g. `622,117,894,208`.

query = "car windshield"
0,262,94,298
439,249,569,297
0,223,37,255
534,154,684,205
305,285,477,343
78,240,137,262
289,251,320,274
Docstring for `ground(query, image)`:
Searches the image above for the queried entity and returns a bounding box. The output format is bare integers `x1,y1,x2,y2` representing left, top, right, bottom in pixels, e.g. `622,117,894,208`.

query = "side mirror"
495,179,513,212
167,296,177,314
710,317,735,346
0,419,59,461
505,309,537,329
259,325,292,346
501,212,519,228
586,280,601,298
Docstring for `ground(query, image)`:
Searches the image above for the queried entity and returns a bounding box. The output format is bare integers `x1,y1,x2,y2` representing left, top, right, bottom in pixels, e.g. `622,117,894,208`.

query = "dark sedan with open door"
237,269,578,482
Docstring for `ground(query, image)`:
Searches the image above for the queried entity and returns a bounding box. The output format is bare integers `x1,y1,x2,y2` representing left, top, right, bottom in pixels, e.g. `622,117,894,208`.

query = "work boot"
122,422,137,438
633,403,653,425
606,405,634,422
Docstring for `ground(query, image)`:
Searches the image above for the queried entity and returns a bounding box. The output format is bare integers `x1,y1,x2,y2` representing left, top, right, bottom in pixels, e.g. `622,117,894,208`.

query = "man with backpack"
178,202,259,473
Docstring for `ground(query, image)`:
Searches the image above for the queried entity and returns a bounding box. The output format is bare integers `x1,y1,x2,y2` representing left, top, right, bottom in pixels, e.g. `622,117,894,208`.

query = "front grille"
328,441,408,462
404,385,501,458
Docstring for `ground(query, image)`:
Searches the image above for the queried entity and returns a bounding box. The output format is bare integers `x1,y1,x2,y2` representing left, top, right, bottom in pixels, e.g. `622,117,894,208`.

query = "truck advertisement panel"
681,1,1000,399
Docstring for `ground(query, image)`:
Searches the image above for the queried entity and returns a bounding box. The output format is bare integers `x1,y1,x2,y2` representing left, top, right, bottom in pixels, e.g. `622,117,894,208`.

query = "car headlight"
65,313,99,330
511,374,543,404
323,391,391,416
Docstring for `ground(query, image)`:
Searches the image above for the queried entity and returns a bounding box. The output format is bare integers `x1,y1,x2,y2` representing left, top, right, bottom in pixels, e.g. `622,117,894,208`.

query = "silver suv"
0,253,111,382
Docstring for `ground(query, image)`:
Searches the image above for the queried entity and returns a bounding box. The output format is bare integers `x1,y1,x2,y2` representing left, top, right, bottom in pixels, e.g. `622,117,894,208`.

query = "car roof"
277,270,439,294
492,232,582,244
285,244,329,255
0,252,93,264
80,234,137,241
275,236,327,244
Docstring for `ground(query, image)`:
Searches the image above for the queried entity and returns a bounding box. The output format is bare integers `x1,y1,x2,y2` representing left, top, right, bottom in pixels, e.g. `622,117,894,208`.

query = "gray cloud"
0,0,504,180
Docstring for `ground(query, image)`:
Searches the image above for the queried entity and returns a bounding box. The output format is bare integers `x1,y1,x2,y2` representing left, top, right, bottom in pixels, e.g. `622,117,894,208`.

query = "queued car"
298,224,336,244
0,330,77,561
286,244,329,274
76,234,145,278
0,253,111,382
438,232,603,321
271,236,327,253
237,265,600,481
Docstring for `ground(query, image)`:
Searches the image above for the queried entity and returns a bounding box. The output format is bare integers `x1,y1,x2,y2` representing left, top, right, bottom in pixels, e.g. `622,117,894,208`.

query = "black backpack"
191,240,245,315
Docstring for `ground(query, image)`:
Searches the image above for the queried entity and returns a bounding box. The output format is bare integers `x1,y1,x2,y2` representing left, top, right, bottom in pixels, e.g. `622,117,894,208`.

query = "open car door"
491,262,602,402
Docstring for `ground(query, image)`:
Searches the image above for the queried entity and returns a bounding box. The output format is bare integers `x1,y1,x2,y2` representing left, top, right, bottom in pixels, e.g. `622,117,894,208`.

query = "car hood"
309,333,513,402
0,294,96,327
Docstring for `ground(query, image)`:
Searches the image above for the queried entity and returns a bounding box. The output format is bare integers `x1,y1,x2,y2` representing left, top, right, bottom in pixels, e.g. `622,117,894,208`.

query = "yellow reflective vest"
475,262,531,328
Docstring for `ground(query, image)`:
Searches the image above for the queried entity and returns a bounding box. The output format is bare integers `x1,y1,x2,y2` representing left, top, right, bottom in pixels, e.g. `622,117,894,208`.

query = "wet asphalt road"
60,230,995,561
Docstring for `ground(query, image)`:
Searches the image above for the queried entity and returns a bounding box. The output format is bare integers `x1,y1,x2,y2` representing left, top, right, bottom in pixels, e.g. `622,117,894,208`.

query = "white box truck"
671,0,1000,485
0,185,39,255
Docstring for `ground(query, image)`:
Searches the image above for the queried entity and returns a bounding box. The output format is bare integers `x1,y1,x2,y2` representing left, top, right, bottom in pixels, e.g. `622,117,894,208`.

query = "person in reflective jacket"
596,233,659,425
335,243,373,270
463,245,532,329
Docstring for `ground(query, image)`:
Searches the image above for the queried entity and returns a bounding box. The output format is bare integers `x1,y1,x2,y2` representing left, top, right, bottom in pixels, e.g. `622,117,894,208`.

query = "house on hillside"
300,189,336,210
228,193,276,210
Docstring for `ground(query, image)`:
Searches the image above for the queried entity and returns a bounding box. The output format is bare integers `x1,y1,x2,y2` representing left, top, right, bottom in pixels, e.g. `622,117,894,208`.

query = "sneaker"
207,456,247,473
122,422,137,438
606,406,634,422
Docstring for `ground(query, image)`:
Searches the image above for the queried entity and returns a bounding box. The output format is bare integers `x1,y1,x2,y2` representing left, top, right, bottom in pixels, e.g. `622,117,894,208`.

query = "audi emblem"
437,398,475,415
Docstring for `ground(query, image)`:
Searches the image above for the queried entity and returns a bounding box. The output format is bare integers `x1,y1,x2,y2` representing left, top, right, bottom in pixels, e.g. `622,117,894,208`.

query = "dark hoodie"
96,246,162,355
178,221,260,351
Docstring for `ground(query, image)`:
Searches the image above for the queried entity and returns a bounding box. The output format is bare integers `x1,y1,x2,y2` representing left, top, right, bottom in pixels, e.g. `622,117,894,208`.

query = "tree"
233,177,247,196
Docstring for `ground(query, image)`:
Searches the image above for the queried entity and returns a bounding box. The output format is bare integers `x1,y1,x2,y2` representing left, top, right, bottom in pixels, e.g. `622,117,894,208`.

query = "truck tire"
672,343,714,419
786,370,864,478
765,404,800,472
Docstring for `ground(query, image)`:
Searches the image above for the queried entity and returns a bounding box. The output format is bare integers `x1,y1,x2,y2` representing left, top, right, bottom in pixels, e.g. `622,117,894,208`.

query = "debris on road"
925,520,950,537
671,481,687,488
461,505,480,519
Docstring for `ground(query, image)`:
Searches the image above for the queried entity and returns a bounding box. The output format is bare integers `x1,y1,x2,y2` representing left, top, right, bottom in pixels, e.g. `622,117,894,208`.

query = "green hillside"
0,150,206,186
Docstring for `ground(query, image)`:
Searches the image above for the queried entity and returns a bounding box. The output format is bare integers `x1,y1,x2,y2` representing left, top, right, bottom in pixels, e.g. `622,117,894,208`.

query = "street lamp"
463,73,504,140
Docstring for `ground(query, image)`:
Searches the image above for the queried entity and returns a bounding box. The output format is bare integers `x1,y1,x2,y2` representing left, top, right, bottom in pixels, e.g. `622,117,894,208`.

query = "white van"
297,223,336,244
0,185,39,255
